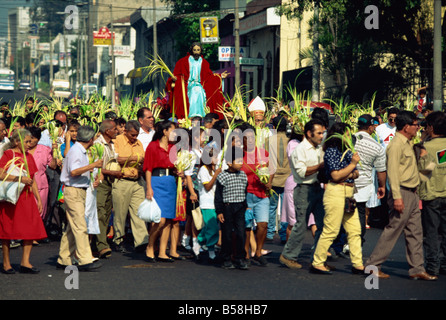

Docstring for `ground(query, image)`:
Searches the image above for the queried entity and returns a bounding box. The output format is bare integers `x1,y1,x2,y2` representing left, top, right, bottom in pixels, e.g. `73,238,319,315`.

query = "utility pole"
77,24,80,91
110,4,115,108
433,0,442,111
311,2,320,102
49,29,53,87
84,14,89,101
80,24,83,88
153,0,158,95
234,0,240,88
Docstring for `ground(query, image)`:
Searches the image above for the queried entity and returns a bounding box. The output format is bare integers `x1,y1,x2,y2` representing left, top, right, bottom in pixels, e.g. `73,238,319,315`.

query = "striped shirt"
354,131,386,188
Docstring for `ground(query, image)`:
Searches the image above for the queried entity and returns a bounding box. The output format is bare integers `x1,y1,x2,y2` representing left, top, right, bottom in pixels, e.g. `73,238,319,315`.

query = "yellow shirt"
113,134,144,179
386,132,420,199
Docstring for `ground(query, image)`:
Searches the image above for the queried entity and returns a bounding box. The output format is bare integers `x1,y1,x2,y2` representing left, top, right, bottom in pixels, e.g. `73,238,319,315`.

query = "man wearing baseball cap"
354,114,387,245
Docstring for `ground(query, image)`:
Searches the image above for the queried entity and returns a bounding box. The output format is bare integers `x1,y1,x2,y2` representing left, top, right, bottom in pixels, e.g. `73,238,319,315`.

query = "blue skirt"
152,175,177,219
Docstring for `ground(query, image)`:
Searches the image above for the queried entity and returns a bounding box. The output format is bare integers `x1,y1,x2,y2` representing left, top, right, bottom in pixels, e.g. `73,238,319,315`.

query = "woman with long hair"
0,129,47,274
311,122,364,275
143,120,183,262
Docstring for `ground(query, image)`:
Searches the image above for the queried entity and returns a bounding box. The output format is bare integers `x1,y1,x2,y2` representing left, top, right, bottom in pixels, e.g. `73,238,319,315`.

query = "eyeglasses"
388,118,396,123
409,123,420,127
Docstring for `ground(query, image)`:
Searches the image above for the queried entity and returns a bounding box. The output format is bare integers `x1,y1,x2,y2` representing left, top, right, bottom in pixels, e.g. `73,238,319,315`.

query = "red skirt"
0,187,47,240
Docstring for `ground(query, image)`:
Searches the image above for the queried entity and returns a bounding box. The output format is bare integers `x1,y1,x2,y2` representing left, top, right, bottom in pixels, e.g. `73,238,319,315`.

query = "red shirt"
143,140,177,173
241,147,270,198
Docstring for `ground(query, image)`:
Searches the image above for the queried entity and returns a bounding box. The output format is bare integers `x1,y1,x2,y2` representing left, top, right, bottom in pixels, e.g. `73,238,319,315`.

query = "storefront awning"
127,68,142,78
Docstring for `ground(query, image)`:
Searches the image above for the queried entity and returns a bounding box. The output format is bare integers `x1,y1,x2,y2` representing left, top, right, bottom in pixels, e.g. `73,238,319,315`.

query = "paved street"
0,90,49,107
1,227,445,302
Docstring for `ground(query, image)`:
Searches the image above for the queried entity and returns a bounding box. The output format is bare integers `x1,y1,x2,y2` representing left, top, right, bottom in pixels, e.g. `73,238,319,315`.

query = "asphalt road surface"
1,226,445,304
0,89,49,107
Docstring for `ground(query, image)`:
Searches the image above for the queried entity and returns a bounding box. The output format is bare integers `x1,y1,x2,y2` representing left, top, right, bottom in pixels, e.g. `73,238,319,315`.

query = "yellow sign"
200,17,219,43
93,27,115,47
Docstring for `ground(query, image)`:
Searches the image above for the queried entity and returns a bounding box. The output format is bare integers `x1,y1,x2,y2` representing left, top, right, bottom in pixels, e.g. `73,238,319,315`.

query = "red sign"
93,27,115,46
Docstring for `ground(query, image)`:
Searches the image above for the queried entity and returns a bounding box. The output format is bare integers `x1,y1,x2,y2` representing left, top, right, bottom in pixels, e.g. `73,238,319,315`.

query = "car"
19,81,32,91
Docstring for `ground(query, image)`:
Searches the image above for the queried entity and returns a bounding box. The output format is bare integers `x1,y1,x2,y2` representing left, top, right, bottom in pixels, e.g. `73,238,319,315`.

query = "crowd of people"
0,95,445,282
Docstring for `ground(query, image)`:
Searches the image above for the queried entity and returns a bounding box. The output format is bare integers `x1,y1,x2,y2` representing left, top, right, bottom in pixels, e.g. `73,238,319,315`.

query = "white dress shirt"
137,127,154,152
289,138,324,184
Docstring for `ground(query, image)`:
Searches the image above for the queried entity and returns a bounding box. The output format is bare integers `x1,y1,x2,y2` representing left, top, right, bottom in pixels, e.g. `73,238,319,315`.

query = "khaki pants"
95,178,113,252
313,183,364,268
366,188,425,275
112,178,148,248
57,187,93,266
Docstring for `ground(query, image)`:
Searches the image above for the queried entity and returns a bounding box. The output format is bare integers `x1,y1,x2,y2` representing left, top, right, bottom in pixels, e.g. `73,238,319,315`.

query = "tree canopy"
277,0,436,105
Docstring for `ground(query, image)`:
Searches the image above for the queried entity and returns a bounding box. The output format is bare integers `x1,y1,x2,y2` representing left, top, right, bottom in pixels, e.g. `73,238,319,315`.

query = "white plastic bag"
0,166,27,205
137,198,161,223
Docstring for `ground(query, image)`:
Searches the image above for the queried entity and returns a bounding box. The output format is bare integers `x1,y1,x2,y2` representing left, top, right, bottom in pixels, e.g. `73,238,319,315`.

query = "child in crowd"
114,117,126,135
197,147,221,262
61,120,80,157
215,146,249,270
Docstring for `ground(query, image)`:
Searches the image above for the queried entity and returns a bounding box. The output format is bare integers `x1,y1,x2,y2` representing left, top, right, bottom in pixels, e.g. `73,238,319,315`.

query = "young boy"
214,146,249,270
61,120,80,157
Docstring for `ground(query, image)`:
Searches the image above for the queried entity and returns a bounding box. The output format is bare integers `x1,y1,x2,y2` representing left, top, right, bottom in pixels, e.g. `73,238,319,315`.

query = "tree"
277,0,435,104
161,0,221,69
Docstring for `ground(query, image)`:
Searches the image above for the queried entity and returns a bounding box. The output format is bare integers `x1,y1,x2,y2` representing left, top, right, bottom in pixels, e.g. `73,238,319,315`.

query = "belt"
65,186,88,190
336,182,355,188
152,168,174,177
122,177,139,182
401,186,417,192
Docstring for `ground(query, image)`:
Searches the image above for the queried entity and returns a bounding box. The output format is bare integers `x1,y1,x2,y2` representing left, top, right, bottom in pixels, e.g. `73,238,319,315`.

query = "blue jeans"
267,187,284,240
246,193,270,229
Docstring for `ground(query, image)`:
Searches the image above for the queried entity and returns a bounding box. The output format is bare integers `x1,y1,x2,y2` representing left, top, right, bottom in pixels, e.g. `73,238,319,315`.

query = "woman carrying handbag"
0,129,47,274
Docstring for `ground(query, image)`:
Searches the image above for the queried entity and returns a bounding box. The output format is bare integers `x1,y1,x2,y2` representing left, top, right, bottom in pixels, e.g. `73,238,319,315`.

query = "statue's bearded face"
192,45,201,60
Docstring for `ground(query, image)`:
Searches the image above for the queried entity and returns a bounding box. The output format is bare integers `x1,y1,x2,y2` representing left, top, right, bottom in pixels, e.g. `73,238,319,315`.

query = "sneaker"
253,254,268,266
235,259,249,270
78,260,102,272
279,254,302,269
222,260,235,270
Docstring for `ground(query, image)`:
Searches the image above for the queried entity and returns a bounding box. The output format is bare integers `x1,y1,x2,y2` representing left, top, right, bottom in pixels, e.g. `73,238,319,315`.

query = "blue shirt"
60,140,75,158
324,147,356,184
60,142,90,188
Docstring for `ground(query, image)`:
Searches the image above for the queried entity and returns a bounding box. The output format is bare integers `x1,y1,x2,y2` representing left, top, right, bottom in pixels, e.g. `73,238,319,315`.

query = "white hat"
248,96,265,113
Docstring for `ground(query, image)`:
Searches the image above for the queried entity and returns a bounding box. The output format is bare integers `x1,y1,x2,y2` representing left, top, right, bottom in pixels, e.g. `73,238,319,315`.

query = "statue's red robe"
165,53,226,120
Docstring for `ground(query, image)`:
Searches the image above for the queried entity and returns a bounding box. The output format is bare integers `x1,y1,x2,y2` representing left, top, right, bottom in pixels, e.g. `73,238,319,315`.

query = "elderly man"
94,119,123,259
57,126,103,271
366,111,437,281
112,120,148,253
136,107,155,151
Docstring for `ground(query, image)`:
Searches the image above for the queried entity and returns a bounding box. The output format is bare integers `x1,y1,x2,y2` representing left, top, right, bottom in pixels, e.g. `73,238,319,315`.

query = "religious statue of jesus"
167,42,229,120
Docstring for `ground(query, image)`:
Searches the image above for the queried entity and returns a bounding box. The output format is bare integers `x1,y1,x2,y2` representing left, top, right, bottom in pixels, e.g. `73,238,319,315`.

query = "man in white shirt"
136,107,155,151
375,107,399,148
279,119,326,269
